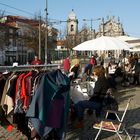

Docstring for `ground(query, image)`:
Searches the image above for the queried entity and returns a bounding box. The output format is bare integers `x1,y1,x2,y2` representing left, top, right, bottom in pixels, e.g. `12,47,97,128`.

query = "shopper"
63,56,71,75
31,56,42,65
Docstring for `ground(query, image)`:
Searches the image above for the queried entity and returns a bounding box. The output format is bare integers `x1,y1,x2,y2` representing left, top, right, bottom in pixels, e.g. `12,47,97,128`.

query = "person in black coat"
132,59,140,85
74,65,110,128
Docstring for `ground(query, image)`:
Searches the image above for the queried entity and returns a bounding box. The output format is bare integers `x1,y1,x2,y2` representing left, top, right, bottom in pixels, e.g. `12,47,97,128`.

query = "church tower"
67,9,78,36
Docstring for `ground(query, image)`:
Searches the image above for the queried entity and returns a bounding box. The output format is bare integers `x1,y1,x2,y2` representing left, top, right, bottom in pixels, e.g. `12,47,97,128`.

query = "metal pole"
90,19,93,39
45,0,48,64
83,18,101,39
22,43,23,64
39,16,41,60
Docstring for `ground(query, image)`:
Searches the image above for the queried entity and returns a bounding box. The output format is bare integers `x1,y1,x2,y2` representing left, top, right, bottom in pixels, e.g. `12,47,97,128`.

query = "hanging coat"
26,69,70,138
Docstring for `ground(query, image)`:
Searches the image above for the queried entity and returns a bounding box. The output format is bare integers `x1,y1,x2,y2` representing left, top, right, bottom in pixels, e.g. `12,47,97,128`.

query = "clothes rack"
0,64,61,73
0,68,70,140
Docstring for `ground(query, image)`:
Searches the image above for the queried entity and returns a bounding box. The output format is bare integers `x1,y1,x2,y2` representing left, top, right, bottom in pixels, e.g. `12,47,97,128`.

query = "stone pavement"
66,85,140,140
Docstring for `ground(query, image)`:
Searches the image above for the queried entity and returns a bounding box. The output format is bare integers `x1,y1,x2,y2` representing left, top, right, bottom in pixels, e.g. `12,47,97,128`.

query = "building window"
71,25,74,31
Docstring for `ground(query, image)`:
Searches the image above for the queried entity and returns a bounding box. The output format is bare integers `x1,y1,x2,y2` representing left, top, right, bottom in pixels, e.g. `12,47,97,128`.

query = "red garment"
63,58,70,71
15,73,25,104
25,76,32,107
21,72,32,110
90,57,95,65
31,59,42,65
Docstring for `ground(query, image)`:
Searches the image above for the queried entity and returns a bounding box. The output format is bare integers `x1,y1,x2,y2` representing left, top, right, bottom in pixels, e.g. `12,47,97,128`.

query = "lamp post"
83,18,101,39
45,0,48,64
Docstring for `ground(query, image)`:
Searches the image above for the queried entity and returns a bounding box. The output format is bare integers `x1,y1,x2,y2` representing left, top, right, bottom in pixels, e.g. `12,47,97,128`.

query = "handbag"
102,89,118,120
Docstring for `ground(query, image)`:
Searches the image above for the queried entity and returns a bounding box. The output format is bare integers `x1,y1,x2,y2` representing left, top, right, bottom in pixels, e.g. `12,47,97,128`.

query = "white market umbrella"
129,48,140,52
73,36,130,51
116,35,140,42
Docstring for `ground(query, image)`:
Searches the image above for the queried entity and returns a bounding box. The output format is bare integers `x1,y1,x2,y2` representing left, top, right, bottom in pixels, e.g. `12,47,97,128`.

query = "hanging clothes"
0,73,8,103
4,74,18,114
26,69,70,139
21,71,33,111
14,73,25,113
1,72,15,106
1,72,17,114
0,69,70,139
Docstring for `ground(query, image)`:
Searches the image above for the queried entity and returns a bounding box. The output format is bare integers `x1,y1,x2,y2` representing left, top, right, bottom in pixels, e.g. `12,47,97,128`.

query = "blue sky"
0,0,140,37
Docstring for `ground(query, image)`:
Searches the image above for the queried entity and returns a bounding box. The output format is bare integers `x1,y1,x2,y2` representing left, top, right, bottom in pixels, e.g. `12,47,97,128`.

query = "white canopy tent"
116,35,140,48
116,35,140,41
73,36,131,67
129,48,140,52
73,36,131,60
73,36,130,51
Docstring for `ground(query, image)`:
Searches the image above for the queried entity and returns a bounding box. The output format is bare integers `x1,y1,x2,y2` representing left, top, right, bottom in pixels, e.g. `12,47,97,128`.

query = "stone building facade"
78,16,125,41
96,16,125,38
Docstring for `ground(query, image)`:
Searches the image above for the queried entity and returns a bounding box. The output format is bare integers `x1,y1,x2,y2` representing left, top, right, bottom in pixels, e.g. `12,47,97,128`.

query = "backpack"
102,93,118,111
102,91,118,120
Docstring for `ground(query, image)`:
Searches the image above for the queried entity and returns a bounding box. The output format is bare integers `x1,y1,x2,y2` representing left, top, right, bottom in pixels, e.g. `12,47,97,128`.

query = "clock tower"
67,9,78,36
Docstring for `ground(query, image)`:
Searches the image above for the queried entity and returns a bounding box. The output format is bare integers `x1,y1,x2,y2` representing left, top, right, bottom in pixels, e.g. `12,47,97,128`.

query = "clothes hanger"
2,69,9,75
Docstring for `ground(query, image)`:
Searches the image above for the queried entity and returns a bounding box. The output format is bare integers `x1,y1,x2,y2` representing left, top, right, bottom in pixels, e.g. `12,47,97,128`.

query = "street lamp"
83,18,101,39
45,0,48,64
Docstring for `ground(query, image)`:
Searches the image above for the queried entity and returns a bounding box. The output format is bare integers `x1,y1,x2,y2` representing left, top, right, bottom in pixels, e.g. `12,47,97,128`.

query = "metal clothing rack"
0,64,65,140
0,64,61,73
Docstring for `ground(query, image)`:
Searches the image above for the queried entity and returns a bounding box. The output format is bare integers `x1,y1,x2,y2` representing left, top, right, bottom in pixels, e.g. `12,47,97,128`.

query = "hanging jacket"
4,74,18,114
26,69,70,138
21,71,32,111
14,73,25,113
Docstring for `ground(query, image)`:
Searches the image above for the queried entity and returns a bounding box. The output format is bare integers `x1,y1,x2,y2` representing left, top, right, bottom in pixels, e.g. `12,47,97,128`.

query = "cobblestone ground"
66,85,140,140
